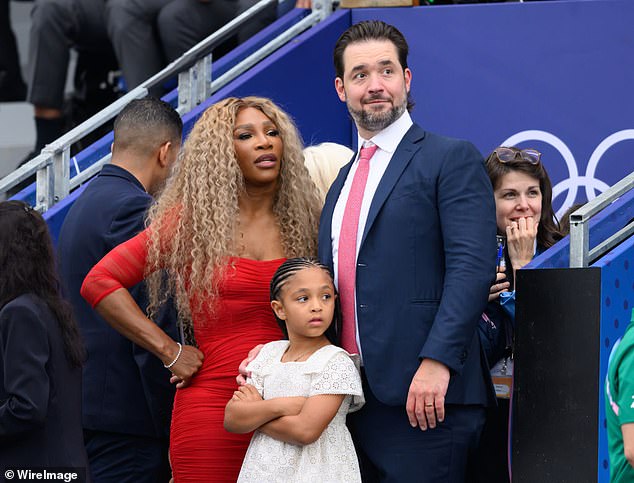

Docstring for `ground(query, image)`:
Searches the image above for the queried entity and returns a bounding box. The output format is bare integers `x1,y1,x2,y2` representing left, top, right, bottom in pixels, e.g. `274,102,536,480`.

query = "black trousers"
27,0,116,109
469,399,511,483
83,429,171,483
104,0,277,91
0,0,27,100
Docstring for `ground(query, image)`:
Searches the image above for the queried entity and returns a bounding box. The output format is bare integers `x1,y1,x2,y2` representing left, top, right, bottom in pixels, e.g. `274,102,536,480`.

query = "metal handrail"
0,0,333,211
0,88,149,207
569,170,634,267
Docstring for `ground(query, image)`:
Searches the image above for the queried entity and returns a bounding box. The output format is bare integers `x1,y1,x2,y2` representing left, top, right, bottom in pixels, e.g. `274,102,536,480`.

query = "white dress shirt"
331,110,414,357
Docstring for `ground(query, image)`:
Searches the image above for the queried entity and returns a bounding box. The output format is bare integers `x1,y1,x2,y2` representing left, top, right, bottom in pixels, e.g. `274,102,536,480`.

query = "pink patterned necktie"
337,144,378,354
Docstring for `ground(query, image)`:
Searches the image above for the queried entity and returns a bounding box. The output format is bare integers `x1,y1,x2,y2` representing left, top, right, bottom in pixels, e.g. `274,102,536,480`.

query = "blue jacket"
0,294,88,472
319,124,497,407
58,164,178,438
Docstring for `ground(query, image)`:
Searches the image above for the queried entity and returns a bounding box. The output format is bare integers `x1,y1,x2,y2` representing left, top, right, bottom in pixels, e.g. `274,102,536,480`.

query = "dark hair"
270,257,340,344
333,20,414,112
485,146,562,249
0,201,85,367
559,202,585,236
113,97,183,155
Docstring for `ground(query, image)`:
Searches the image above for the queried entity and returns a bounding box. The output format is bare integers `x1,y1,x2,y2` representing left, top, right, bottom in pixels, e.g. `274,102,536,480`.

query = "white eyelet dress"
237,341,364,482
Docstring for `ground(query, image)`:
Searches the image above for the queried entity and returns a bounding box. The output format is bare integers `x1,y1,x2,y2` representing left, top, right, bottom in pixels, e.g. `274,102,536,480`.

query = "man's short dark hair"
113,97,183,155
333,20,409,80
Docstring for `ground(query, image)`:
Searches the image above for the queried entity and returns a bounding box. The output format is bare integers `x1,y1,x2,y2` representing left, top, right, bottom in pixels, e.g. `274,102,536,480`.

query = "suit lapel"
360,124,426,247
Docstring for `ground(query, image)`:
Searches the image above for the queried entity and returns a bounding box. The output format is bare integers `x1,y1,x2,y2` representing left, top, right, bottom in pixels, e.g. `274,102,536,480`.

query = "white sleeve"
309,351,363,398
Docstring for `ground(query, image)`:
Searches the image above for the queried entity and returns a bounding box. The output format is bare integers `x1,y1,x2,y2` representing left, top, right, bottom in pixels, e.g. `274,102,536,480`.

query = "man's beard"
347,93,407,134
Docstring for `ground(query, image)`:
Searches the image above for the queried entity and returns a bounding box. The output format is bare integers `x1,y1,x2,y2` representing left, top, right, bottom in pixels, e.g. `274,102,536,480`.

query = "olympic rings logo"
501,129,634,218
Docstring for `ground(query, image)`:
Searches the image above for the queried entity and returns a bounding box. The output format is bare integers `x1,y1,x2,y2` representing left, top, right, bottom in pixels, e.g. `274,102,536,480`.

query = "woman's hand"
236,344,263,386
224,388,306,433
488,268,510,302
506,216,538,271
231,384,264,403
230,386,306,415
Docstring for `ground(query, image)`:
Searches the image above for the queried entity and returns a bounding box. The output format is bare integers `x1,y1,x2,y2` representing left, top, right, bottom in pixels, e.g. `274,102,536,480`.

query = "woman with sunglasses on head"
472,146,563,483
486,146,562,318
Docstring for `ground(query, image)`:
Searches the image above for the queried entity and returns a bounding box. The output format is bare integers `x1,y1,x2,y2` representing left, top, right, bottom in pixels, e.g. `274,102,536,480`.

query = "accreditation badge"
490,357,513,399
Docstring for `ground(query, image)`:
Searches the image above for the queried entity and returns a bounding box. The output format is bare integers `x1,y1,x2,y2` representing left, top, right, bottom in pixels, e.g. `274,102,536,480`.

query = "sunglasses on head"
493,147,541,165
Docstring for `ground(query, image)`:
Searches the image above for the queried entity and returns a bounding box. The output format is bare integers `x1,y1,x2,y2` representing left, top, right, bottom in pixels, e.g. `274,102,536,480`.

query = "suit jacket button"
359,304,367,309
358,262,366,267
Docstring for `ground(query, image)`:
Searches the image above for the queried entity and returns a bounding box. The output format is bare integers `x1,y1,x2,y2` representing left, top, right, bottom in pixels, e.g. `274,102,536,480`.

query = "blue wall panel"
194,9,353,147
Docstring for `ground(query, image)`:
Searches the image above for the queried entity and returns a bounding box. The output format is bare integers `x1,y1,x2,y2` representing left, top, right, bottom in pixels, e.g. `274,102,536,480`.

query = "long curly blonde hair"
145,97,321,326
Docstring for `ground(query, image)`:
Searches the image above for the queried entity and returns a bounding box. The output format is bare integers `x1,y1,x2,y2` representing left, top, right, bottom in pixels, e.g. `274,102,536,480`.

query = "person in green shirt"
606,309,634,482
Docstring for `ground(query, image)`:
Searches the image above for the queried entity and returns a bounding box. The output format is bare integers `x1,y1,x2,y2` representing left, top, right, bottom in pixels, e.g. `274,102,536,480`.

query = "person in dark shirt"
57,97,184,482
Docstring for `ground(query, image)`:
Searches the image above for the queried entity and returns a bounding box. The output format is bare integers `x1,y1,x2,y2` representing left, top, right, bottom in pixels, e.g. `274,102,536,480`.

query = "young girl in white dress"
224,258,364,482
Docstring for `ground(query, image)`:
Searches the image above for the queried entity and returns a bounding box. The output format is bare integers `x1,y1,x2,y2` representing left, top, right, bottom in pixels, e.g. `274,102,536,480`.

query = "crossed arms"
224,384,344,446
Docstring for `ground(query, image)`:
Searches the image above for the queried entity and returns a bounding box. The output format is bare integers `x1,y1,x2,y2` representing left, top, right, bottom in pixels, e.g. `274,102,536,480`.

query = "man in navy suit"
318,20,497,482
58,98,182,482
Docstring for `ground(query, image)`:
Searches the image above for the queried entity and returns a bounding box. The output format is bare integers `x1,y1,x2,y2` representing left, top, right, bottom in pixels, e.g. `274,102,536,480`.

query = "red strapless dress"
81,230,284,482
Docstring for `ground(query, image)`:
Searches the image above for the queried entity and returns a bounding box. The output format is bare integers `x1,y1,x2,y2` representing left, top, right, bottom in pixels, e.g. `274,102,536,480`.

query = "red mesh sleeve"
80,229,150,308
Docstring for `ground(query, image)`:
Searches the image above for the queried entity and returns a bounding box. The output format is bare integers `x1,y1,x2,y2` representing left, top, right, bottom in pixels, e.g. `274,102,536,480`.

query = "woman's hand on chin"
506,216,538,271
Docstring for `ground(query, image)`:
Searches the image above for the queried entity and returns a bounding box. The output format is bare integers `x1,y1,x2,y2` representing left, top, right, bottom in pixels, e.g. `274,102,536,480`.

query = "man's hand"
488,267,510,302
406,358,450,430
236,344,264,386
167,344,204,389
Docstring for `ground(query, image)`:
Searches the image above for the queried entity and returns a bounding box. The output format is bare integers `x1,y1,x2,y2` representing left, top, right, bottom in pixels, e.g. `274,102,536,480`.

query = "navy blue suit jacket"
58,164,178,439
0,294,88,476
318,124,497,407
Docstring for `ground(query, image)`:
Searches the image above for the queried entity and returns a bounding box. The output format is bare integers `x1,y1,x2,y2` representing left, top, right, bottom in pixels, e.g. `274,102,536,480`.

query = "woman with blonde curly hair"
81,96,322,481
